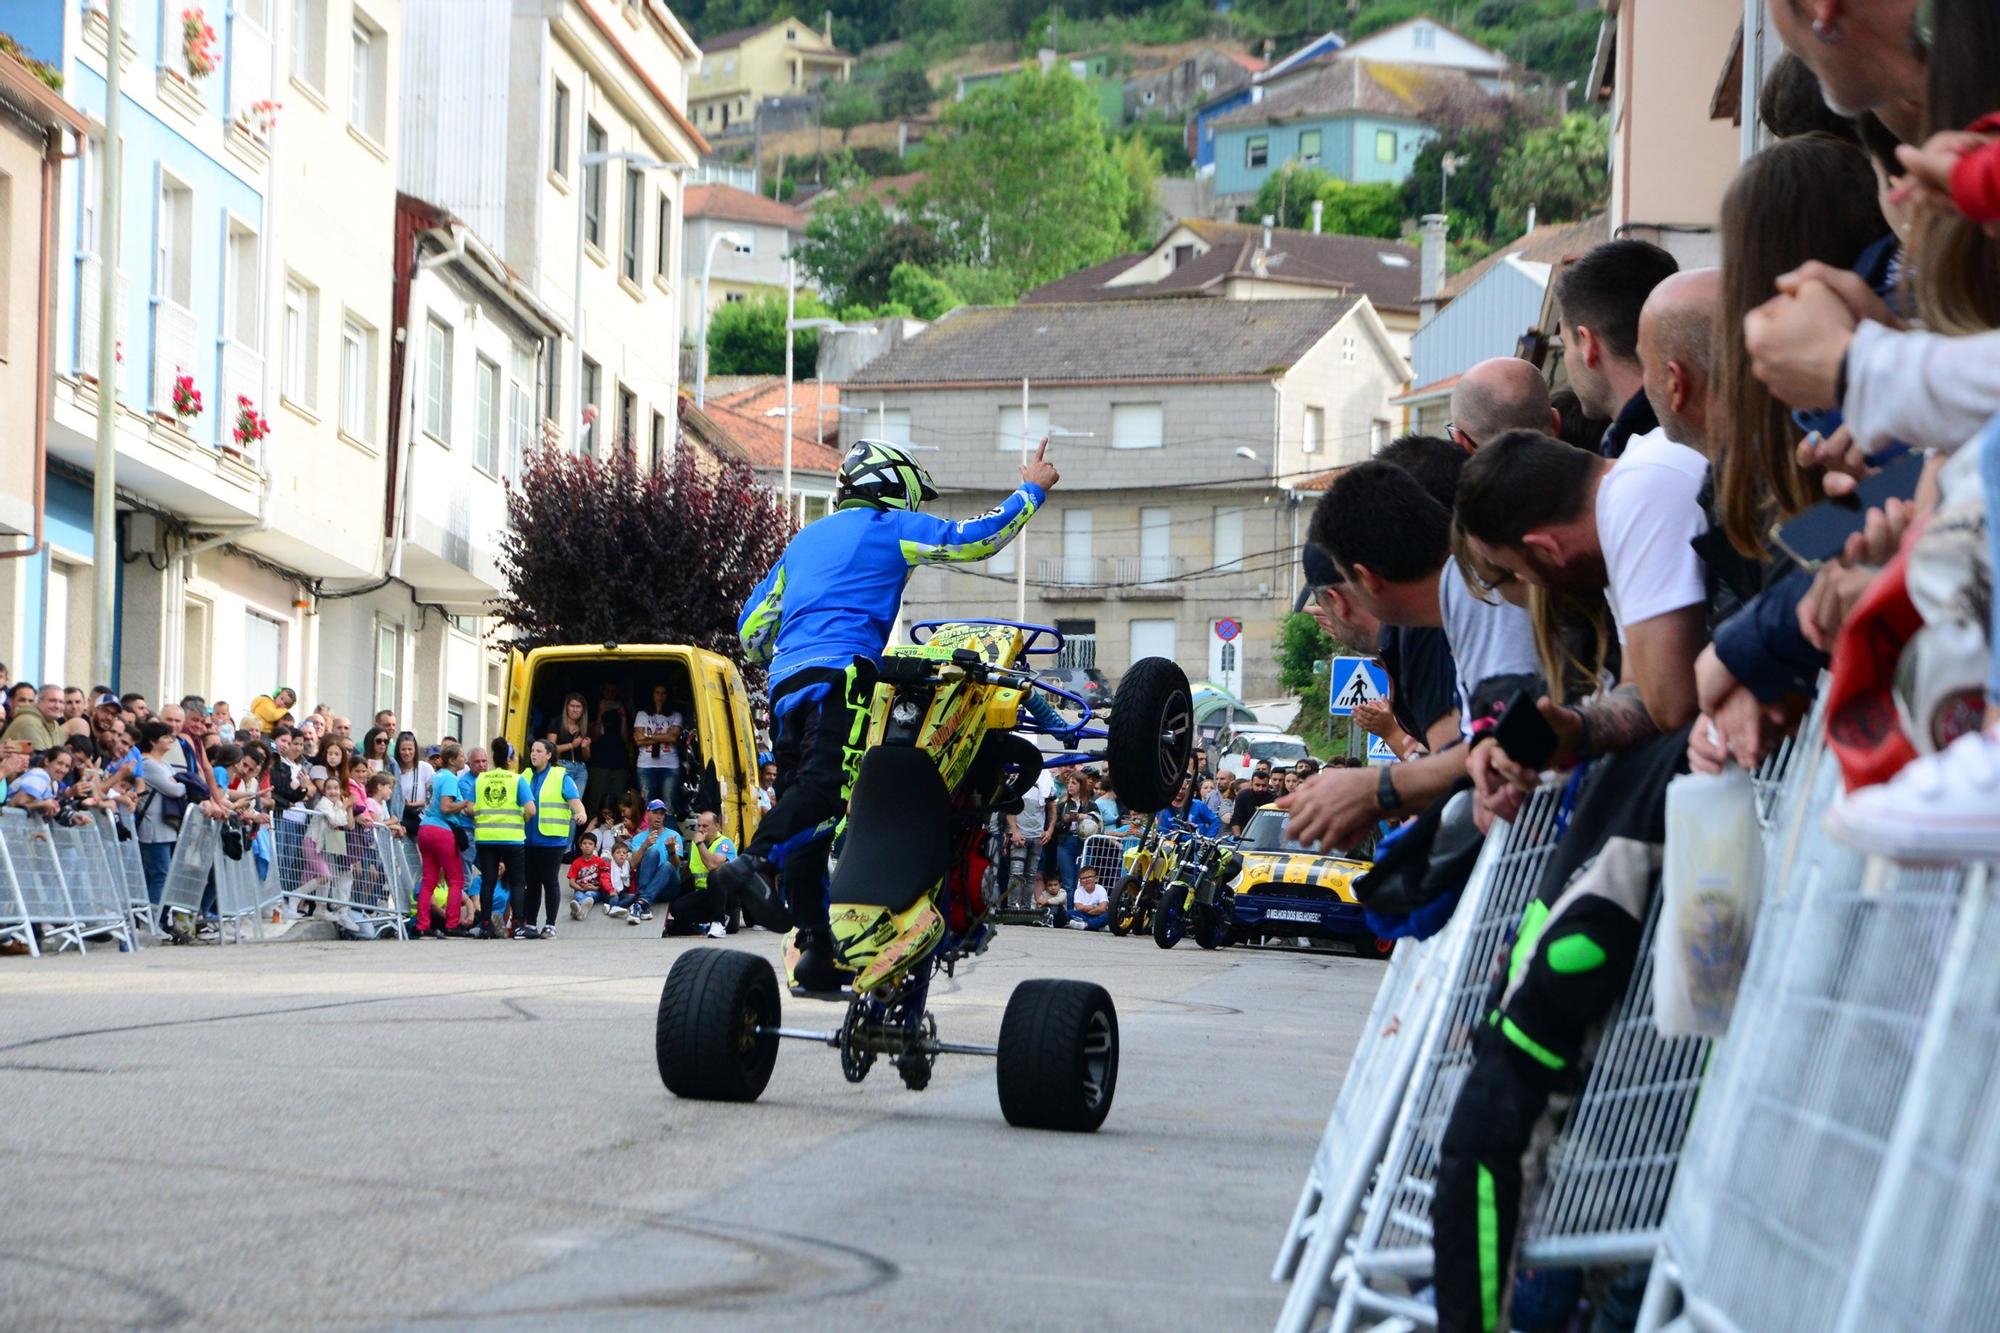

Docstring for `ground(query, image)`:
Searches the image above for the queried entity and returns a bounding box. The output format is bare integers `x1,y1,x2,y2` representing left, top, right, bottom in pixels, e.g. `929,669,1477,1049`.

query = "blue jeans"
140,841,174,905
638,767,681,811
1054,835,1083,896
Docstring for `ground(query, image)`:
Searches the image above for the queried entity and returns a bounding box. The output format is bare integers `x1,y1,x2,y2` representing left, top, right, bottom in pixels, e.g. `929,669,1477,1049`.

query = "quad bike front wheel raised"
996,979,1119,1132
656,948,781,1103
1107,657,1194,815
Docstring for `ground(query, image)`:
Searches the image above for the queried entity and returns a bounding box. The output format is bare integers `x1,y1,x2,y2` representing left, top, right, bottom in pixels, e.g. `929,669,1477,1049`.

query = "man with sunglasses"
1302,544,1459,763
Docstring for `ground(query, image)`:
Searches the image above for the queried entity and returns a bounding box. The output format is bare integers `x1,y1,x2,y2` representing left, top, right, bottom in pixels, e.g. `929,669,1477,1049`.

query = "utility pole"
92,0,125,688
1016,377,1029,622
782,254,795,510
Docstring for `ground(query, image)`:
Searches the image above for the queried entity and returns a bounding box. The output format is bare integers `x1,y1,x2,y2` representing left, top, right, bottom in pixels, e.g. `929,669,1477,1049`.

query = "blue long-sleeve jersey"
739,483,1045,690
1160,798,1222,839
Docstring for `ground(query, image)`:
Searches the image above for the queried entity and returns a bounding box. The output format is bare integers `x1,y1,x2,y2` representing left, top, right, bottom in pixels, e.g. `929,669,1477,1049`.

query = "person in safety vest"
714,437,1060,997
523,737,586,939
663,808,736,939
472,738,537,939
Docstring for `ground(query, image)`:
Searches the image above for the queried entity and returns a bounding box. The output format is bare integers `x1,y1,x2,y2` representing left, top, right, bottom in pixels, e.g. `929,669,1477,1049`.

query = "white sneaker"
569,898,582,920
1825,730,2000,861
539,924,556,939
1067,918,1088,929
606,904,628,918
627,911,643,926
704,921,729,939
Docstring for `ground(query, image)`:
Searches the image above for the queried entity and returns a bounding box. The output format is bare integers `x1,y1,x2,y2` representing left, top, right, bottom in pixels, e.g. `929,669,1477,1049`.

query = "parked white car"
1214,728,1311,784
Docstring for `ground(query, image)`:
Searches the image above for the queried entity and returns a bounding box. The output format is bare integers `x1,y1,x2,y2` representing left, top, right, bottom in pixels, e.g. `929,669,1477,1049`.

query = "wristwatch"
1376,763,1403,814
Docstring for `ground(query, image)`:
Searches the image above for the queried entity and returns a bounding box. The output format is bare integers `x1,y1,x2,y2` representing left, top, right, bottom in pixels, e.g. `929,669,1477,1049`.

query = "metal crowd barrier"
1634,757,2000,1331
0,807,135,955
1080,833,1127,887
1276,732,1808,1333
267,811,411,940
92,810,159,938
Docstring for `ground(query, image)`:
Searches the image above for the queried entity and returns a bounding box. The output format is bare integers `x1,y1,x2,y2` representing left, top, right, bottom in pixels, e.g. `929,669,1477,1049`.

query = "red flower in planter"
232,394,271,447
172,371,203,420
182,9,217,79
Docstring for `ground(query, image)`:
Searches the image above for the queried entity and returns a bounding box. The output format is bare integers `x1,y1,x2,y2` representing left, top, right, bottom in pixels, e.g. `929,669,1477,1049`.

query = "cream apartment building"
687,13,852,134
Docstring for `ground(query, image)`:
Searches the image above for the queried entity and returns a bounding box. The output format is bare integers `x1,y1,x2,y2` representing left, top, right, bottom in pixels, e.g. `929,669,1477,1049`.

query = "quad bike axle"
756,1023,1000,1059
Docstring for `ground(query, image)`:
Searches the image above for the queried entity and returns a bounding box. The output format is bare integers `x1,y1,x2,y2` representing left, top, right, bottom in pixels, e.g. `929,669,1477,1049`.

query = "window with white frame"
876,408,912,445
282,276,317,408
1371,418,1390,452
1201,70,1216,90
79,136,99,256
580,357,600,452
292,0,325,89
0,177,10,361
156,172,193,308
621,166,643,282
339,313,375,442
656,190,673,281
1375,129,1397,163
1300,128,1322,165
348,13,385,142
1213,506,1244,572
1302,405,1324,453
509,379,532,478
1111,402,1164,450
550,81,570,177
445,697,466,742
1413,23,1435,49
649,408,667,472
224,219,258,348
732,230,754,256
1342,335,1358,364
1246,133,1269,169
995,403,1048,453
583,120,606,248
374,622,401,714
474,355,500,475
424,316,452,442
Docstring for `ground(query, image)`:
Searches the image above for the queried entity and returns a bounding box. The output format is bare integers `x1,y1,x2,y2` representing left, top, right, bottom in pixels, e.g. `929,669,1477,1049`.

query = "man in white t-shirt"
1456,421,1709,795
633,682,684,814
1006,767,1056,910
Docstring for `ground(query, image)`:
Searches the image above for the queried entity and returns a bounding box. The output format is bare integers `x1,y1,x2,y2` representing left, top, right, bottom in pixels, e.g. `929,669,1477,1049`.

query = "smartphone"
1768,450,1926,569
1493,688,1559,770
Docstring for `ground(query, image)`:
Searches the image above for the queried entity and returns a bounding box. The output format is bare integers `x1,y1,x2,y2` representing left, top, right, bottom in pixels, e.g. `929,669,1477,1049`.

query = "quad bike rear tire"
1152,888,1187,949
656,948,780,1103
1107,658,1194,815
997,979,1119,1132
1110,878,1143,936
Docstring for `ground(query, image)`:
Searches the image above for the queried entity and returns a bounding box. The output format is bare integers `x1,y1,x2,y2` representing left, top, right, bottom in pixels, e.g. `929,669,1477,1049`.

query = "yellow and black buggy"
654,620,1194,1132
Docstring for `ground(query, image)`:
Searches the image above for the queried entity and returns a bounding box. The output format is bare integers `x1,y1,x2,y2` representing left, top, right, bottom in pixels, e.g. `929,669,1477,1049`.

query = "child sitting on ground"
1032,873,1069,927
567,832,615,918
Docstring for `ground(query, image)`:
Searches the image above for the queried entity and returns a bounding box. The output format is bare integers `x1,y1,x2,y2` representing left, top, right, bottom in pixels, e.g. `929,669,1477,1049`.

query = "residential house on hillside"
1210,59,1490,205
682,184,809,340
0,48,86,683
1021,218,1422,355
1329,15,1520,93
689,14,852,135
678,377,845,521
1588,0,1740,266
1124,46,1264,123
1190,29,1345,170
798,169,926,220
956,49,1122,126
1395,215,1605,435
842,297,1409,696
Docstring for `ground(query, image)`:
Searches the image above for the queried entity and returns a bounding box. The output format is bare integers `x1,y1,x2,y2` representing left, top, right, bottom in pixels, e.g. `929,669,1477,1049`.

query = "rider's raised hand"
1022,437,1060,492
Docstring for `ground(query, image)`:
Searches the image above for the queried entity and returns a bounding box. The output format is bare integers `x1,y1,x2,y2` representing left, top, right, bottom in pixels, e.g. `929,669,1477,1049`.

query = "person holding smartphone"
633,683,683,814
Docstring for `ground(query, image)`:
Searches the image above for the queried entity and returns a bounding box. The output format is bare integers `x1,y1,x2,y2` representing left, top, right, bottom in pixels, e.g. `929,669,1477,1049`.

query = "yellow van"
501,643,763,846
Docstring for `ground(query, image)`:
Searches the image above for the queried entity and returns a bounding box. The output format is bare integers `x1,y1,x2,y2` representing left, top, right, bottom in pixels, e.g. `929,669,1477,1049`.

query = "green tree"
705,290,830,378
1112,130,1165,249
878,56,935,118
934,261,1018,307
1313,179,1406,240
1492,112,1609,231
918,69,1134,291
819,81,880,147
848,221,951,308
1276,612,1336,749
1245,165,1336,231
885,262,963,319
793,189,893,308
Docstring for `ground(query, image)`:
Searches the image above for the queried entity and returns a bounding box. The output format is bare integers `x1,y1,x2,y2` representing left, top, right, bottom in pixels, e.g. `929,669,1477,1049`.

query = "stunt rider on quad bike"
711,437,1060,996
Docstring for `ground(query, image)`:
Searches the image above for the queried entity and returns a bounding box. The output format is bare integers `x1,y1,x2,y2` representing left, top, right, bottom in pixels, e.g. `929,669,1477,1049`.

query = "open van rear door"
696,654,759,845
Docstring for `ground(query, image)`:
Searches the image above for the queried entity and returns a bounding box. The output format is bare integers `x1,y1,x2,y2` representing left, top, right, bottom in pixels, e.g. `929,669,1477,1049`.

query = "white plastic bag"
1655,766,1764,1037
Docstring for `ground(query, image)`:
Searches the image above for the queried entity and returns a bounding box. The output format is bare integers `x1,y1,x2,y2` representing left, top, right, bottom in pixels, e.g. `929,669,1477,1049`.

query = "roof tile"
686,183,808,230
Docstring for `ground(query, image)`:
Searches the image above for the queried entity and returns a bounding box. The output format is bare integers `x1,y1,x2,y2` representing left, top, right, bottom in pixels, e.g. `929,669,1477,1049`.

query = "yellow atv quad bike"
1150,833,1246,951
654,620,1193,1132
1109,818,1185,938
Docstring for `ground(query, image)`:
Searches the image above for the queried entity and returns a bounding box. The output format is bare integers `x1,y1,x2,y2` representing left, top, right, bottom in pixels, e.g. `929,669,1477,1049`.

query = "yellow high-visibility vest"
472,770,526,844
533,766,573,841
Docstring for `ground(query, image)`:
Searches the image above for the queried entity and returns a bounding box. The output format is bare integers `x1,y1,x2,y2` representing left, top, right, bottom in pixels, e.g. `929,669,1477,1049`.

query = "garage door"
1128,618,1177,667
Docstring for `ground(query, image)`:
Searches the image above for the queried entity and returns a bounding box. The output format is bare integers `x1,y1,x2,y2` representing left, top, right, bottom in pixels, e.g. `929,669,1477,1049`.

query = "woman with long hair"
522,737,586,938
549,694,591,809
391,732,432,836
360,726,390,775
417,743,473,938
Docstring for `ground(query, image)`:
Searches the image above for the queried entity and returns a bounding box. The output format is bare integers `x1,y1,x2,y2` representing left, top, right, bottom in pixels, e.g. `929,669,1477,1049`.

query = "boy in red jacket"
566,832,615,919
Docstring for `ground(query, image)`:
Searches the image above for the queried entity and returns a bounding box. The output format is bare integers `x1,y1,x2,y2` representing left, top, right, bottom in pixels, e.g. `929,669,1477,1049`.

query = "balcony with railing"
1113,554,1185,598
217,340,264,468
1035,554,1106,600
151,298,200,422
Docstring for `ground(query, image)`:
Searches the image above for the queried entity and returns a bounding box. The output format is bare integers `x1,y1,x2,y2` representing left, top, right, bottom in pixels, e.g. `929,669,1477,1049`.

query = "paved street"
0,920,1379,1331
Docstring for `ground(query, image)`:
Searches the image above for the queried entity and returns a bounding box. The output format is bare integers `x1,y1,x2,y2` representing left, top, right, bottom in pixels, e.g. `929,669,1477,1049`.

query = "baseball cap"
94,692,121,710
1296,543,1344,613
646,798,668,811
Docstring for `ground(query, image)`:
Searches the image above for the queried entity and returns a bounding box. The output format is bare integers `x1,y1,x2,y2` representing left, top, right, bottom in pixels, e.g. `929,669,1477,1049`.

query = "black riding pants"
475,843,523,932
749,659,876,933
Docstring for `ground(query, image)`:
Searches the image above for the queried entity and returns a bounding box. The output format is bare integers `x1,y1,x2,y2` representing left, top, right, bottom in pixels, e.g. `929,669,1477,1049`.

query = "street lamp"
695,227,749,410
775,252,875,507
574,149,687,453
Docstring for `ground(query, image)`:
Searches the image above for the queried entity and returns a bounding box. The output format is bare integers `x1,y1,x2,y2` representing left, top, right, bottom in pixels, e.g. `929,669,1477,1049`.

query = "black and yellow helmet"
837,439,938,513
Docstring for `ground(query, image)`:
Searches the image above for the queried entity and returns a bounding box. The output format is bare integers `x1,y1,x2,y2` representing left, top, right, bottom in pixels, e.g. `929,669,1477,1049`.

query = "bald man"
1637,268,1722,456
1447,357,1560,452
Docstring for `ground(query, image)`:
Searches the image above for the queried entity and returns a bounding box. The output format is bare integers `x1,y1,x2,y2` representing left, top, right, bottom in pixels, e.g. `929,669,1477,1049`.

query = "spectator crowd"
0,676,774,947
1275,2,2000,1326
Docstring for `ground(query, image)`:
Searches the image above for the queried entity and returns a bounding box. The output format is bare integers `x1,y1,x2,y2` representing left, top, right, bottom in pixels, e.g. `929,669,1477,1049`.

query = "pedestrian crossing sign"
1327,656,1389,716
